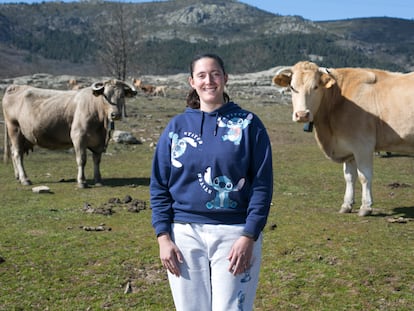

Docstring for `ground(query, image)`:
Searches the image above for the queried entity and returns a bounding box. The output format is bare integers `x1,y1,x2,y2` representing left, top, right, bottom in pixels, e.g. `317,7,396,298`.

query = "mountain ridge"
0,0,413,78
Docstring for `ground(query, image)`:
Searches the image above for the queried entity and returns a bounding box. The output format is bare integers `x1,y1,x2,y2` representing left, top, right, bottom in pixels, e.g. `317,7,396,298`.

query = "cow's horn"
275,66,292,76
92,82,104,91
319,67,331,75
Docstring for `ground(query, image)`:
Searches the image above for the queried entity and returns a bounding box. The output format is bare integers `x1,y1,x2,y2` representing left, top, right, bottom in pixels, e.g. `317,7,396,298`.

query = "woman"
150,53,273,311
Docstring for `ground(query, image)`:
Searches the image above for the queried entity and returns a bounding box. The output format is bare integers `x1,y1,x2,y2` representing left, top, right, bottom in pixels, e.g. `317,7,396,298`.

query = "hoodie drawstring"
199,111,220,137
213,112,219,136
200,112,205,136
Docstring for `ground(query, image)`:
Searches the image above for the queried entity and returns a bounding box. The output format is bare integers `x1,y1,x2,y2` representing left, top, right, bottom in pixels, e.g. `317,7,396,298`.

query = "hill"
0,0,413,78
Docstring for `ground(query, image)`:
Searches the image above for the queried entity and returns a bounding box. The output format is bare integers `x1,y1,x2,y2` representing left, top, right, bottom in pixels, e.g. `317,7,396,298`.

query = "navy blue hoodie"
150,102,273,240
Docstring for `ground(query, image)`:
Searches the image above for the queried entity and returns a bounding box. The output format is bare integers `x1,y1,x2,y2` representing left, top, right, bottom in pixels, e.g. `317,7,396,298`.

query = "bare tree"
96,3,133,81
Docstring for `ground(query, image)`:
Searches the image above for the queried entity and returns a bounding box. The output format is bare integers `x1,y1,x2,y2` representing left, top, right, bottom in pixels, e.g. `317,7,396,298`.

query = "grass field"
1,90,413,310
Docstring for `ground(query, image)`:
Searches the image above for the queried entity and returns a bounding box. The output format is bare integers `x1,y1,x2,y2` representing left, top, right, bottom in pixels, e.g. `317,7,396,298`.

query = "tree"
96,3,135,81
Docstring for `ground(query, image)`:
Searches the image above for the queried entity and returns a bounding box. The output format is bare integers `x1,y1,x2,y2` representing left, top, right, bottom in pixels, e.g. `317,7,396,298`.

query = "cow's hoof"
78,183,89,189
94,182,103,187
339,205,352,213
21,180,32,186
358,207,373,216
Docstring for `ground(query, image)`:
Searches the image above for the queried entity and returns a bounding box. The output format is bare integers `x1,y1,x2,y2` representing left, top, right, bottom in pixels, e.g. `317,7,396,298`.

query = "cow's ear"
320,74,335,89
92,89,103,96
125,87,138,98
272,73,291,87
122,82,138,97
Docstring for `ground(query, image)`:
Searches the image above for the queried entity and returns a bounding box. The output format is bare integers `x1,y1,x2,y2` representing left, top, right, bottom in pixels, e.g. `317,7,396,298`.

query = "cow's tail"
3,121,10,163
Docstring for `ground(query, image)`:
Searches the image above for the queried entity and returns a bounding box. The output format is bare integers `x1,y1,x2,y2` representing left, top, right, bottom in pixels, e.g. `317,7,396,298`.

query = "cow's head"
273,61,335,123
92,80,137,121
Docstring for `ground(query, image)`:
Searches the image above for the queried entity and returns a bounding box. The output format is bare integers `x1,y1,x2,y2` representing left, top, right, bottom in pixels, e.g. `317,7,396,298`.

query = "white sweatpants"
167,223,262,311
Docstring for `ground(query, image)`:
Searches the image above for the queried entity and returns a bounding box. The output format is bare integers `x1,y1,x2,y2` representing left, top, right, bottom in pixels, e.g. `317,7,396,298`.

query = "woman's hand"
227,235,254,275
158,233,183,277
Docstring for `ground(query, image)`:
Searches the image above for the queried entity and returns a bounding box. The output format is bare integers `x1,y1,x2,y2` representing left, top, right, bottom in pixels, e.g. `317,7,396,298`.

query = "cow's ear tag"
303,122,313,132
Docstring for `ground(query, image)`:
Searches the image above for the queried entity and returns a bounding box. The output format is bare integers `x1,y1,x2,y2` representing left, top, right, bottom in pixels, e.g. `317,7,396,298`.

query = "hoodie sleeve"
150,127,174,237
243,118,273,240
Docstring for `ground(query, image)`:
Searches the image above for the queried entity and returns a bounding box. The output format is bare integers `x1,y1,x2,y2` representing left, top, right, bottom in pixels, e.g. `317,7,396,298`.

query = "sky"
240,0,413,21
1,0,412,21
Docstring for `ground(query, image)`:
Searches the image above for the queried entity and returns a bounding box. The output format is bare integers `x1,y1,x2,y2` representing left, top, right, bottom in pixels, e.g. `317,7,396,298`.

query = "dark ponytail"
186,53,231,109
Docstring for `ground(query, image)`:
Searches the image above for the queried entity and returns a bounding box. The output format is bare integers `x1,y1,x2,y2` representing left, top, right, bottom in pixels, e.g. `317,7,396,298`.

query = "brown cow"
273,61,414,216
132,78,155,95
3,80,137,188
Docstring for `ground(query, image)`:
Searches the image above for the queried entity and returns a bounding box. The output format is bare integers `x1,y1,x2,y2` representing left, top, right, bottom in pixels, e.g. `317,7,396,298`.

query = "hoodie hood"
185,102,242,136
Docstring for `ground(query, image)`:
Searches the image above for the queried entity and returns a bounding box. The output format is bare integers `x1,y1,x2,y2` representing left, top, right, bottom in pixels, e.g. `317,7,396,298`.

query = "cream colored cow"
273,61,414,216
3,80,137,188
152,85,167,97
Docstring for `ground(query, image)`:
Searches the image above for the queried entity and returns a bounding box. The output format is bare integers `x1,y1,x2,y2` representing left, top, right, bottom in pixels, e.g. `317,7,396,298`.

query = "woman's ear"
188,76,194,88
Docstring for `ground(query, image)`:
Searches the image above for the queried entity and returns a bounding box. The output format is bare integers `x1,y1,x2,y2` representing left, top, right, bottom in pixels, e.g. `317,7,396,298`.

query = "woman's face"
189,57,228,111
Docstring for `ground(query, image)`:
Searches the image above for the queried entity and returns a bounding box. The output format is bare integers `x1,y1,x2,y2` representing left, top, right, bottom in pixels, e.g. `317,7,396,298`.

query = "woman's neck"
200,101,224,113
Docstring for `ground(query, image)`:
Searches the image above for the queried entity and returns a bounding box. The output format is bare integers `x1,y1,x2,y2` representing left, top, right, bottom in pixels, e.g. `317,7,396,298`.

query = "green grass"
1,92,413,310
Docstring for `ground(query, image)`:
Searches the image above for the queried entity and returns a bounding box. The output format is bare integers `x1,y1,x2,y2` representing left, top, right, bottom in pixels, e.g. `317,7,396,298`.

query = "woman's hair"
186,53,230,109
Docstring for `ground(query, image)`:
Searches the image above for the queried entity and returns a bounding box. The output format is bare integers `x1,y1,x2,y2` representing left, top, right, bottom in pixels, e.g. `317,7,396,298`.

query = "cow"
272,61,414,216
132,78,156,95
68,78,80,90
132,78,141,89
67,78,86,90
2,79,137,188
152,85,167,97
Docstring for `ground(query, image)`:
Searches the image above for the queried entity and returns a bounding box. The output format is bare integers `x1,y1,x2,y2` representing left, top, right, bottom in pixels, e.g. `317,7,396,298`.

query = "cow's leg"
7,126,32,185
71,126,89,188
340,160,356,213
92,151,103,186
74,147,88,188
8,143,20,180
356,157,373,216
10,145,32,186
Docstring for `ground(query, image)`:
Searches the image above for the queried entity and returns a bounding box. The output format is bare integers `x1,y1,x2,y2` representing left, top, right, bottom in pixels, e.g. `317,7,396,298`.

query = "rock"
387,217,409,223
123,195,133,203
124,281,132,294
82,202,114,215
108,197,122,204
32,185,51,193
128,199,147,212
94,205,115,215
112,130,141,144
83,203,94,213
82,225,112,232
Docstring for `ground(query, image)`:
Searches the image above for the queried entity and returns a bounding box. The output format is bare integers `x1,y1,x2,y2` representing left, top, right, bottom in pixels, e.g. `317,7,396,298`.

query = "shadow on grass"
371,206,414,218
377,153,414,158
58,177,150,187
103,177,150,187
391,206,414,218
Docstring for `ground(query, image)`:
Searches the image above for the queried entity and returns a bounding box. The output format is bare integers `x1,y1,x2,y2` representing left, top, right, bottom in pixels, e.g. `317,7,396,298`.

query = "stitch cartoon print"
218,113,253,145
203,167,245,209
169,132,197,168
